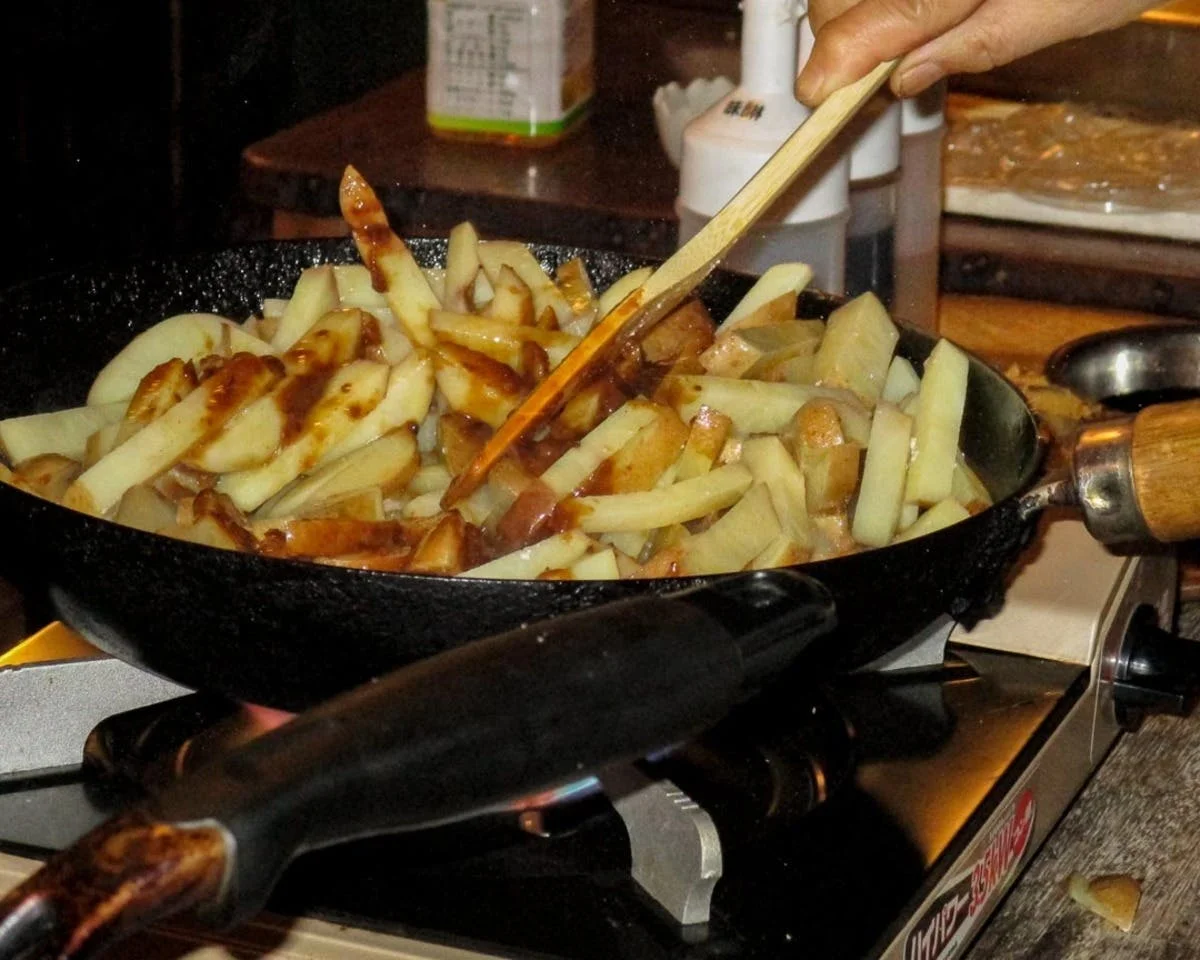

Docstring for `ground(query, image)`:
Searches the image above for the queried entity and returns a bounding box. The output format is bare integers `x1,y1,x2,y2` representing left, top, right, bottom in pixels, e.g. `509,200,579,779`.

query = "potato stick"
260,430,419,519
882,355,921,405
88,313,272,406
572,463,752,533
678,483,781,575
666,375,864,437
271,266,341,352
569,548,621,580
339,165,441,347
851,402,913,548
540,401,659,497
333,264,389,310
906,339,970,506
477,241,574,327
813,292,899,406
718,263,813,332
430,311,580,369
318,352,435,465
459,530,593,579
741,435,811,547
444,221,482,313
64,354,281,516
1,402,128,465
894,498,971,542
217,361,389,512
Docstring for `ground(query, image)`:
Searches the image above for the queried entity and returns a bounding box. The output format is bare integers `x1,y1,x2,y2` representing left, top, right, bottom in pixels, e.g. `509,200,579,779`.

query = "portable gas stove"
0,517,1188,960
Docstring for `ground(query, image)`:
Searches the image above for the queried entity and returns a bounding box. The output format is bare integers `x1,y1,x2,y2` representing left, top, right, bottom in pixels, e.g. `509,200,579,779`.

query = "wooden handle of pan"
1131,399,1200,542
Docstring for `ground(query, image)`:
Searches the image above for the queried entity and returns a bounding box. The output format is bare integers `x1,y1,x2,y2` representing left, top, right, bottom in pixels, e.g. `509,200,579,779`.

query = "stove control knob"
1113,605,1200,731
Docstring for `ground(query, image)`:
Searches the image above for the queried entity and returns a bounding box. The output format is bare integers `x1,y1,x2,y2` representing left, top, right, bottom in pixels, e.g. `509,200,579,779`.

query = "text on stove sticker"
904,790,1036,960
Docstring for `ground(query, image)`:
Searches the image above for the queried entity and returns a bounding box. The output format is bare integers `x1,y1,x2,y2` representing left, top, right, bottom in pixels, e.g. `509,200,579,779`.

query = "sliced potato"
699,308,816,378
882,355,921,405
813,293,899,406
894,499,971,542
10,454,83,501
114,484,179,533
484,265,536,326
851,402,914,548
597,266,653,319
741,435,811,548
804,445,862,516
1,402,128,464
430,311,579,370
123,359,197,426
408,512,469,575
664,375,863,437
569,548,620,580
906,339,970,506
596,406,689,495
640,299,716,368
952,454,993,512
750,534,809,569
459,529,593,579
554,258,599,336
340,166,442,347
333,264,388,311
66,354,281,516
88,313,272,406
433,343,526,429
320,352,436,466
270,265,341,351
572,463,752,533
84,422,124,468
295,486,386,521
444,221,482,313
217,360,389,512
477,241,573,328
719,263,813,332
260,430,419,519
678,483,781,575
540,400,659,498
674,407,733,481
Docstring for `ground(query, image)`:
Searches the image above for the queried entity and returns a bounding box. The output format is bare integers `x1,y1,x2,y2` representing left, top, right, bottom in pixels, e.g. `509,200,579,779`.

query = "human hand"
795,0,1162,105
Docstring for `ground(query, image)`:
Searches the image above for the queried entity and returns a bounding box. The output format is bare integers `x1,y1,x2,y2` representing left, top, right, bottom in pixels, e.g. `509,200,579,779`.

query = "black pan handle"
0,569,834,960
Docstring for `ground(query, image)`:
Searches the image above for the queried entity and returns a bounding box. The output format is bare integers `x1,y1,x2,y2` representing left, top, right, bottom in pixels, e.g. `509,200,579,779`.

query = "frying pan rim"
0,236,1045,588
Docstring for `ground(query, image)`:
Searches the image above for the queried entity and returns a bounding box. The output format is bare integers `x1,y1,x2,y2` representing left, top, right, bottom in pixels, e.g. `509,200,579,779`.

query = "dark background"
2,0,427,287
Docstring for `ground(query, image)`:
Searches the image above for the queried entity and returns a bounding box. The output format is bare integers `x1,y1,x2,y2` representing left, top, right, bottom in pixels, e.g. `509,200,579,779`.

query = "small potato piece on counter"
0,402,128,464
87,313,272,406
894,499,970,542
65,354,281,517
1066,873,1141,933
852,403,914,548
906,339,970,506
814,292,899,406
718,263,813,332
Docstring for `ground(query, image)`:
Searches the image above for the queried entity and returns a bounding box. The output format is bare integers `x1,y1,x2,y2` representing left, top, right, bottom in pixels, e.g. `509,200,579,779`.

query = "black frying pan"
1,240,1198,960
0,238,1041,710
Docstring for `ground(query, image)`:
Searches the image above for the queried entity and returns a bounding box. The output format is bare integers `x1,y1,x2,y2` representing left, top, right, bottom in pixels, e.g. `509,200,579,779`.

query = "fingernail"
894,61,942,98
795,67,825,106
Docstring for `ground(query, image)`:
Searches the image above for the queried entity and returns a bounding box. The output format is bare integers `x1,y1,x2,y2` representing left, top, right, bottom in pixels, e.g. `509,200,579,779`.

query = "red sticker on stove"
904,790,1036,960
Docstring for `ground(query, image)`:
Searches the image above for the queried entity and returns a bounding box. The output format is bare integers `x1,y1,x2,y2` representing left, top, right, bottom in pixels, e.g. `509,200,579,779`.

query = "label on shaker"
427,0,593,137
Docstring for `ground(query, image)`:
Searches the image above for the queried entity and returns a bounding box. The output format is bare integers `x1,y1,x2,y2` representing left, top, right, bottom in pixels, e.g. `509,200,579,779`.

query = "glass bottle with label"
426,0,595,146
